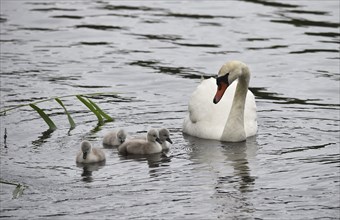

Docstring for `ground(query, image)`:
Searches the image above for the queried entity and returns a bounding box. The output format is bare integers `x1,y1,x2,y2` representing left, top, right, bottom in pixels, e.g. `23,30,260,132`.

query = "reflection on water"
3,128,8,148
183,135,257,193
221,140,257,193
31,129,55,147
183,134,258,218
76,161,106,183
119,152,171,168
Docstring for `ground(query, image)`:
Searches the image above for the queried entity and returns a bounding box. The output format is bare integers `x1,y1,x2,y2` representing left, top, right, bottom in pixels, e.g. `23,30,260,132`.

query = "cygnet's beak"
166,137,173,144
156,137,162,144
83,152,88,159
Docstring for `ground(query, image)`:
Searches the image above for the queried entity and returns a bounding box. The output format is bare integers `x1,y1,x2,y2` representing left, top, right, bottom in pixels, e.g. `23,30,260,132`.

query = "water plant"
76,95,113,126
0,179,27,199
0,93,115,131
29,103,57,131
55,98,76,130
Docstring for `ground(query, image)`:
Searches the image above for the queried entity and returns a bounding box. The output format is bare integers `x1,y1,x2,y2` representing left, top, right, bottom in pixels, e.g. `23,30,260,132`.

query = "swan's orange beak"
213,82,228,104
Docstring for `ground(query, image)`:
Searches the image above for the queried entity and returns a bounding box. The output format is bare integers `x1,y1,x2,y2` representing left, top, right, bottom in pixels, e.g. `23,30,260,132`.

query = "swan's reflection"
220,137,257,193
183,134,258,215
76,161,106,183
183,134,257,188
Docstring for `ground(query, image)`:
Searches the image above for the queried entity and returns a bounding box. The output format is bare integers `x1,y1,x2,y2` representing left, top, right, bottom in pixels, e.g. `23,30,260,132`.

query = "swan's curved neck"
221,66,250,142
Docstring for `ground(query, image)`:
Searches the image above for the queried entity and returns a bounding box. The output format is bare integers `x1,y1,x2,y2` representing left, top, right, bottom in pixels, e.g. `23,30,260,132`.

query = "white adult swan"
183,60,257,142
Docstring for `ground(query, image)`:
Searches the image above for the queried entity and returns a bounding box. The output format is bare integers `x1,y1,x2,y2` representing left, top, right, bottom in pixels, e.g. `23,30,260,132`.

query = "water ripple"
128,60,206,79
242,0,299,8
271,17,340,28
74,24,128,31
31,8,77,12
100,4,167,12
51,15,83,19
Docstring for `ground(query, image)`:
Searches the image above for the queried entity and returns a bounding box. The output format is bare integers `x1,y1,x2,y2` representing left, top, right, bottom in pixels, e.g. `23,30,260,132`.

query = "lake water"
0,1,339,219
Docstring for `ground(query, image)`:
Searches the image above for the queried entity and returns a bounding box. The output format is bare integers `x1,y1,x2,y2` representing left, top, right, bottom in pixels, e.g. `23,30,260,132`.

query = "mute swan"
102,129,127,147
76,141,106,163
183,60,257,142
118,129,162,155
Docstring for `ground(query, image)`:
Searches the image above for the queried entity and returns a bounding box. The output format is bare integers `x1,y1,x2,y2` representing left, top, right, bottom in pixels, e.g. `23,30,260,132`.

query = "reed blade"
0,91,119,114
76,95,104,125
12,184,26,199
55,98,76,130
87,99,114,122
0,180,27,199
29,104,57,130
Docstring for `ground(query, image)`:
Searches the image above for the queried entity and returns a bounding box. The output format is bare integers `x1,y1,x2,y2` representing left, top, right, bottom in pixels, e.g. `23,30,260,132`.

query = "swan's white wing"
244,91,258,137
183,78,230,139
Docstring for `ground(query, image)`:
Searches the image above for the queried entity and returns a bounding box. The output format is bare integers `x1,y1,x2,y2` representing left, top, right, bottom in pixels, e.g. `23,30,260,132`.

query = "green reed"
0,92,116,130
0,179,27,199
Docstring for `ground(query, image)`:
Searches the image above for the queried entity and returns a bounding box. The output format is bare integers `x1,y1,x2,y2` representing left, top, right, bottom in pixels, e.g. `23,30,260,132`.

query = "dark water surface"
1,1,339,219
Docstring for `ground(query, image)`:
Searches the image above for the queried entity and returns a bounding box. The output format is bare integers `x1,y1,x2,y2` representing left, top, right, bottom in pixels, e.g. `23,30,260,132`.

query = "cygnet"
102,129,127,147
158,128,173,151
76,141,106,163
118,129,162,155
130,128,173,151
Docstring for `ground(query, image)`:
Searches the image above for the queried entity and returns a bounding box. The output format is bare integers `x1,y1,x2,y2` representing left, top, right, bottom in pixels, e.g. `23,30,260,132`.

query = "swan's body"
102,129,127,147
183,61,257,142
118,129,162,155
76,141,106,163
